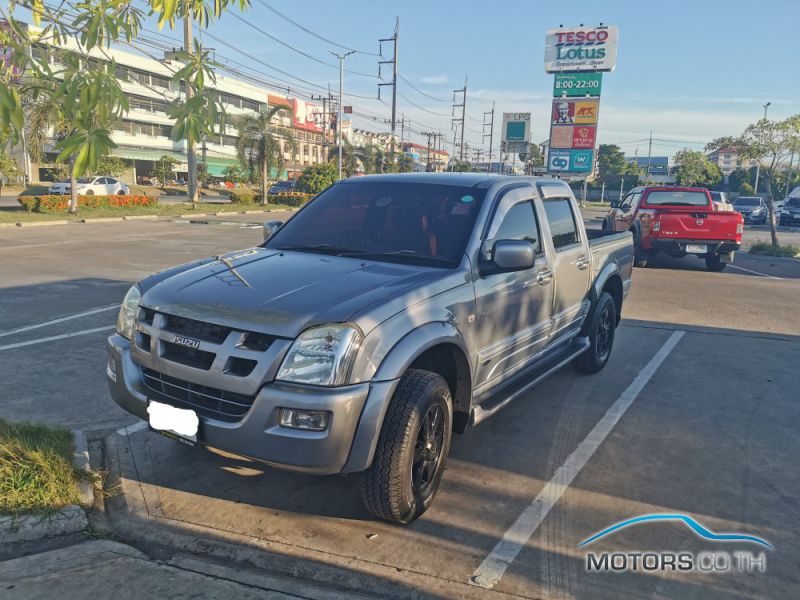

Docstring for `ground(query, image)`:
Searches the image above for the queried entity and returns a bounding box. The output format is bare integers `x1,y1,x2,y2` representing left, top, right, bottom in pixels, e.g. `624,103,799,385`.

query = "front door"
473,191,554,395
613,191,642,231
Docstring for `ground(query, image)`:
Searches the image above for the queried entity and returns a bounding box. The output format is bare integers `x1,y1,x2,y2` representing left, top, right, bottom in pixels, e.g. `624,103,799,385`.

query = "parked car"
269,180,296,194
107,173,633,523
733,196,767,224
709,191,733,211
779,198,800,226
603,186,744,271
48,176,130,196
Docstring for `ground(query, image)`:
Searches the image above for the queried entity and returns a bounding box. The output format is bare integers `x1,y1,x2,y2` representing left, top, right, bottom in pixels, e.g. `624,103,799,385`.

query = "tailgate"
654,211,742,241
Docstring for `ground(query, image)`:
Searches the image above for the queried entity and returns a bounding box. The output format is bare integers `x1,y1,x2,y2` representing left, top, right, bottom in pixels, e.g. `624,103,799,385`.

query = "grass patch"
0,202,292,223
748,242,800,257
0,419,83,516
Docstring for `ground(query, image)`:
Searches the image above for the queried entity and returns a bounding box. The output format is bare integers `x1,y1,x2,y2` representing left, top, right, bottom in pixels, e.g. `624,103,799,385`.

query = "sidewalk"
1,540,370,600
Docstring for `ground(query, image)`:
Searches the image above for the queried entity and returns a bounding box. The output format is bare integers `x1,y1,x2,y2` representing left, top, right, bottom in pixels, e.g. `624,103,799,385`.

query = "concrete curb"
179,213,208,218
122,215,159,220
0,505,87,544
72,429,95,507
13,220,70,227
81,217,125,223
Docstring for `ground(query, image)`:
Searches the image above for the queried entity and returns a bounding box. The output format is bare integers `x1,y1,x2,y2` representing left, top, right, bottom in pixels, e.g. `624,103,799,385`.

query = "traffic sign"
553,73,602,98
501,113,531,143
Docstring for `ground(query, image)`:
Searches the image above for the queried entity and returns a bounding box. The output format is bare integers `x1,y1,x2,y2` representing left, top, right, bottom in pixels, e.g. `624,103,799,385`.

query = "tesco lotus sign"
544,25,619,73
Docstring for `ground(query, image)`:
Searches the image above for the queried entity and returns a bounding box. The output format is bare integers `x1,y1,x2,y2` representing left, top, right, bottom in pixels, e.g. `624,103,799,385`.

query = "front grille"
162,341,215,370
142,368,256,422
225,357,257,377
163,314,231,344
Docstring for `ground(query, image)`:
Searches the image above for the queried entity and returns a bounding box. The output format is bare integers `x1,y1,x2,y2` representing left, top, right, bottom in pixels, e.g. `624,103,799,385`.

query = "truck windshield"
644,191,710,206
266,182,487,267
734,198,761,206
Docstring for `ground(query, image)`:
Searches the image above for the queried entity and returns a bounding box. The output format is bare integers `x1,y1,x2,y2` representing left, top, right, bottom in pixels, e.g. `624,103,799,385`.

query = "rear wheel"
705,254,726,272
574,292,617,374
85,190,94,196
360,369,452,524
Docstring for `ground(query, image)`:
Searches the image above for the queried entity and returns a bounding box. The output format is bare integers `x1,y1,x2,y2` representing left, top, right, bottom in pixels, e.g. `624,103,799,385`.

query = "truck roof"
339,172,566,189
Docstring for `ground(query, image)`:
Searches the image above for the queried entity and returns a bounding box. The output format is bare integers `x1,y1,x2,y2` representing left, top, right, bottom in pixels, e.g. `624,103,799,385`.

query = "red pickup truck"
603,186,744,271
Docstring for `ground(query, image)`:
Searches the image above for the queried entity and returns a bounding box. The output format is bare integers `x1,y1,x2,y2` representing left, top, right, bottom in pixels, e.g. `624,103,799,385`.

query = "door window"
492,201,541,253
543,199,579,249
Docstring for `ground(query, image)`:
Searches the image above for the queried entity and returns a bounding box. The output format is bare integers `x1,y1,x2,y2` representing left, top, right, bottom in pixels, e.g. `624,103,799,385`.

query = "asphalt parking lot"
2,211,799,599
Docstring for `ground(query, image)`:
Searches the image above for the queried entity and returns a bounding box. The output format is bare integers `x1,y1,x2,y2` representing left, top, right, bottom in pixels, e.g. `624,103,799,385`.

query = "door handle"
536,268,554,285
576,256,590,270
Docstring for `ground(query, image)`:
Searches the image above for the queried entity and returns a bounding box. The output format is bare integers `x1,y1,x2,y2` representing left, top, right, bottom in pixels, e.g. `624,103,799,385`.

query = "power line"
397,92,451,117
254,0,381,57
397,73,448,103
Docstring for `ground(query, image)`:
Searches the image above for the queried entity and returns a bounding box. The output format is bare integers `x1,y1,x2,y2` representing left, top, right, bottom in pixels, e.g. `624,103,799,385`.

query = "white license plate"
147,400,199,447
685,244,707,254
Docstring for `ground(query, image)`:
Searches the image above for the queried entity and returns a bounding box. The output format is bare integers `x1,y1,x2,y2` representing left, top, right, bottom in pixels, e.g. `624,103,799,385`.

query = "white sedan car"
48,176,130,196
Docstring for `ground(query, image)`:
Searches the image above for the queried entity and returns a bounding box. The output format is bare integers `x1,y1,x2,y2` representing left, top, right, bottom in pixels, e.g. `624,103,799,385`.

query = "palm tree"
236,106,297,205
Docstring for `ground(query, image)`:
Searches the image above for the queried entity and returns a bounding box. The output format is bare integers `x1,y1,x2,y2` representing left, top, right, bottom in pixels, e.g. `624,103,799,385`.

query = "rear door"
539,195,592,346
106,177,119,194
472,187,554,394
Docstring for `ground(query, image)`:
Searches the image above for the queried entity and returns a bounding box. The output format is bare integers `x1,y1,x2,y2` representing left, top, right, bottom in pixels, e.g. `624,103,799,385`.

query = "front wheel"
574,292,617,374
705,254,726,272
360,369,452,524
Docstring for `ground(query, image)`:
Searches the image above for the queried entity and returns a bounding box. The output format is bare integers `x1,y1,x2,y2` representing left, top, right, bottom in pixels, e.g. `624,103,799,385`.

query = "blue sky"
28,0,800,158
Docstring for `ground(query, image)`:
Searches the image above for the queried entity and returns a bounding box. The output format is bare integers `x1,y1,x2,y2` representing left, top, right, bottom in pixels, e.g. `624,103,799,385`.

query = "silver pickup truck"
107,173,633,523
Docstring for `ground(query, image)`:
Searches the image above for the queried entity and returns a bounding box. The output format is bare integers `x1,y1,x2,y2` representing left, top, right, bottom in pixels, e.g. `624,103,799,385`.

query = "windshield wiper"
356,250,454,265
275,244,367,256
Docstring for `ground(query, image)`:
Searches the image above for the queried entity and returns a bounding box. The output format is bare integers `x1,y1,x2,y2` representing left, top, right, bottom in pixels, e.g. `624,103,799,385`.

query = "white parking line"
116,421,149,436
727,264,783,280
0,305,118,338
469,330,686,590
0,326,113,351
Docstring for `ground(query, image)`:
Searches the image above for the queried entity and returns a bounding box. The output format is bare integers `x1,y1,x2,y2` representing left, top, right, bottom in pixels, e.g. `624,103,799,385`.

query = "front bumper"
106,334,398,474
649,238,741,255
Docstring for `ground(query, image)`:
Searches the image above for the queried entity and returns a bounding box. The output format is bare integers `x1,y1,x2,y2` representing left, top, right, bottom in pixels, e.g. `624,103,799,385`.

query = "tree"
597,144,627,181
623,160,641,187
153,155,178,185
221,164,248,184
673,149,722,187
0,0,248,212
739,182,755,196
450,159,471,172
328,143,359,177
94,155,127,177
707,115,800,246
728,168,751,192
296,162,337,194
236,106,296,205
396,154,416,173
0,150,19,196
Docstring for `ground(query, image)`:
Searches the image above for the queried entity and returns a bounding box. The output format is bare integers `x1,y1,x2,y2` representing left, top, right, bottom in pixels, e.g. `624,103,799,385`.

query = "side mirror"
263,220,284,241
492,240,535,271
610,199,620,209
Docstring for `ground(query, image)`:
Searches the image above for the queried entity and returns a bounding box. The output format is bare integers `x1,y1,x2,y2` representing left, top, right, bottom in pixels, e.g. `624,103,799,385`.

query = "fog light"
278,408,330,431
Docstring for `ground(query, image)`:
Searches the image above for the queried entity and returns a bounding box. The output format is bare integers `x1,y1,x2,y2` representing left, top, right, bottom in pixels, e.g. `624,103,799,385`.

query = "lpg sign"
544,25,619,73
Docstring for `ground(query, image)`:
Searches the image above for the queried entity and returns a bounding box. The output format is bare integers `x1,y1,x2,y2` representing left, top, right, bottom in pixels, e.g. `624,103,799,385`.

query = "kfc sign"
544,25,618,73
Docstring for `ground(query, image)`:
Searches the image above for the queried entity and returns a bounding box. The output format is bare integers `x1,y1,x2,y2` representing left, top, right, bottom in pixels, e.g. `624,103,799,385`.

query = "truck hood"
141,247,449,338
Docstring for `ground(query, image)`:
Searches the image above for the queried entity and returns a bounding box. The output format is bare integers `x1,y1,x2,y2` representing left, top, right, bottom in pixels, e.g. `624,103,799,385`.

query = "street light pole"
331,50,355,180
754,102,771,195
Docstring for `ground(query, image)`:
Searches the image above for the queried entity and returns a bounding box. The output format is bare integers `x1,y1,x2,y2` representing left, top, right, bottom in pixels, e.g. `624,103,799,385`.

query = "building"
707,147,758,177
400,142,449,172
9,24,378,184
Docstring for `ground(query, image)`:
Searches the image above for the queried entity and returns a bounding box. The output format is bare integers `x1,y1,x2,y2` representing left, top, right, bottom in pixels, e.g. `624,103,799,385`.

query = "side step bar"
470,337,591,426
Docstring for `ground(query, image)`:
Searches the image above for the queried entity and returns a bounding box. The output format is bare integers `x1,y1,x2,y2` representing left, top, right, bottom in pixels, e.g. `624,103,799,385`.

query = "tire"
574,292,617,374
360,369,452,524
85,190,94,196
705,254,726,272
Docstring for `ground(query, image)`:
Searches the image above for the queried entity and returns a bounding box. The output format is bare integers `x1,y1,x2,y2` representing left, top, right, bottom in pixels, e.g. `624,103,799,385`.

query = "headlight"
116,285,141,340
277,324,362,386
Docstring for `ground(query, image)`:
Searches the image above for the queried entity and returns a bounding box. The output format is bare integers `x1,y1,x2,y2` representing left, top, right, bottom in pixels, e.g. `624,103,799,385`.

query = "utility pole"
645,130,652,183
754,102,771,194
312,93,329,153
184,16,198,206
787,151,795,197
331,50,355,179
451,79,467,162
400,113,405,145
483,101,495,173
378,18,399,162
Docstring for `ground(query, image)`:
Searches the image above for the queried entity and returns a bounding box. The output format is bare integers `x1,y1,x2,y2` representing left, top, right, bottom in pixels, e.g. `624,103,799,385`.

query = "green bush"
749,242,800,257
271,192,312,207
17,184,51,197
296,163,337,194
229,191,258,204
17,195,158,213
